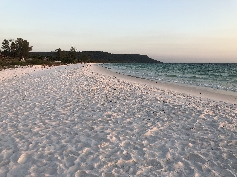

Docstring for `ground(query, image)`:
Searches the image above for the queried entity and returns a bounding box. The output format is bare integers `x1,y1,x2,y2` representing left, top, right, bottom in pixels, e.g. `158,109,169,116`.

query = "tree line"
54,47,90,63
28,47,90,63
0,38,88,68
1,38,32,59
1,38,160,69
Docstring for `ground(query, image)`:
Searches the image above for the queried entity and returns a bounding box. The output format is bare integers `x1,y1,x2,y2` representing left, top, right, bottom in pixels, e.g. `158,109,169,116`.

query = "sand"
0,63,236,177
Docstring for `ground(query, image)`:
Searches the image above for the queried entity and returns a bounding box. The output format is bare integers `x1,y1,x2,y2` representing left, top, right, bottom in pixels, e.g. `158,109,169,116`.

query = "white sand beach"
0,64,236,177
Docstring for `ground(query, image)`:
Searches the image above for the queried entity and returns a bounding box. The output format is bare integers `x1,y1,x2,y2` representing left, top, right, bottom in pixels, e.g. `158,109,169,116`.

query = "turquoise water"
100,63,237,92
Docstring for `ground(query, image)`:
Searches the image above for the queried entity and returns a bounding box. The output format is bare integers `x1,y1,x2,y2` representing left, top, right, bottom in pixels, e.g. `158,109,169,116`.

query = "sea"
100,63,237,92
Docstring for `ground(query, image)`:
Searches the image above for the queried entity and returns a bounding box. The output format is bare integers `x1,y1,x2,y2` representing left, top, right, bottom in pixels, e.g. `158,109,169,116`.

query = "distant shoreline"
92,63,237,104
29,51,162,63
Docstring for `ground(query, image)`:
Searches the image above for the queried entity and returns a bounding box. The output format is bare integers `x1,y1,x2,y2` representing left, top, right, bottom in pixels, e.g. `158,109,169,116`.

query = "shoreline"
0,63,236,176
92,63,237,104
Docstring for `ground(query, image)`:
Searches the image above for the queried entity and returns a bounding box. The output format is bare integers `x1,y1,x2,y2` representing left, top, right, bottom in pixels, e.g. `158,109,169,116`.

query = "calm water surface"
100,63,237,92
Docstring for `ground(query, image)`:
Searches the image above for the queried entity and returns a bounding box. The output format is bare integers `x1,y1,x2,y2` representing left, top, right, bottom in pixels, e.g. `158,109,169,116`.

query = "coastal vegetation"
1,38,161,69
0,38,53,69
1,38,32,58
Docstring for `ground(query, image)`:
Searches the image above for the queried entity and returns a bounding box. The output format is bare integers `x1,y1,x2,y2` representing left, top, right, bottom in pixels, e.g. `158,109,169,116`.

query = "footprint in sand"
185,153,206,163
146,159,163,170
65,155,77,168
102,172,115,177
75,170,98,177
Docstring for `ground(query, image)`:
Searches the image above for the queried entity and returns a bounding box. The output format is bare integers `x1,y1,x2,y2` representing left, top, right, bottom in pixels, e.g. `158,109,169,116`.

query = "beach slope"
0,64,236,176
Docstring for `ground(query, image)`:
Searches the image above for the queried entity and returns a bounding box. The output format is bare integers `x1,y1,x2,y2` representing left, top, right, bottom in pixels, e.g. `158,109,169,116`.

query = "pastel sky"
0,0,237,63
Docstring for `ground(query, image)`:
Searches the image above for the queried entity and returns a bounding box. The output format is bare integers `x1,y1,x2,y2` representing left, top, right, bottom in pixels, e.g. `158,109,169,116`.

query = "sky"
0,0,237,63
